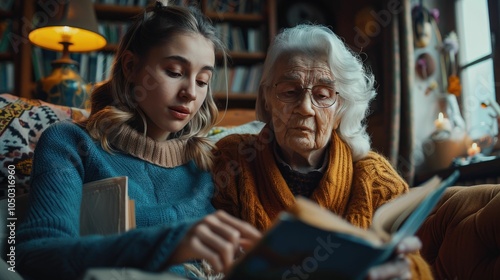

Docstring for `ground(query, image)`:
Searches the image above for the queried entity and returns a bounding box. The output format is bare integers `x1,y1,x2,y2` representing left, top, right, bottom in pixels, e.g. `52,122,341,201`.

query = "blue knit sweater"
17,121,216,279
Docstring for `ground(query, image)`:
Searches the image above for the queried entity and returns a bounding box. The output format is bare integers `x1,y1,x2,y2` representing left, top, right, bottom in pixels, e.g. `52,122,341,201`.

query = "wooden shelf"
0,9,13,18
214,93,257,109
101,44,119,53
414,156,500,186
223,51,266,65
0,52,13,61
216,108,256,127
94,4,143,21
205,11,265,23
214,93,257,99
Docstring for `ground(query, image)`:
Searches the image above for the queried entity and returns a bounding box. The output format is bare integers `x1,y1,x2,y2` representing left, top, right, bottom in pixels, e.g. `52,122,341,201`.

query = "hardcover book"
80,176,135,236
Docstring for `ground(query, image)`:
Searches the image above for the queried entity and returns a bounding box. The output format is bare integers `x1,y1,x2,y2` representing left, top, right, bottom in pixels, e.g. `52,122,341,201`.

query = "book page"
388,170,460,246
80,176,133,236
370,176,441,242
371,171,460,243
290,197,383,246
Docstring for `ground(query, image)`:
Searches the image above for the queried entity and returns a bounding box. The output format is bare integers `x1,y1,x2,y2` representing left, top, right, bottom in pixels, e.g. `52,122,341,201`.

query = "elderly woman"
212,24,433,279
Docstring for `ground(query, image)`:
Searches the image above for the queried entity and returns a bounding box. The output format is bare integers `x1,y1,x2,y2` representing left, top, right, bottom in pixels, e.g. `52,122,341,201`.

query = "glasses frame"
273,81,340,108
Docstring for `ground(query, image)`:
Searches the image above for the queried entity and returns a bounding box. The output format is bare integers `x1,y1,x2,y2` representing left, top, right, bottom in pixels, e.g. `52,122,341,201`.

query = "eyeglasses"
273,81,339,108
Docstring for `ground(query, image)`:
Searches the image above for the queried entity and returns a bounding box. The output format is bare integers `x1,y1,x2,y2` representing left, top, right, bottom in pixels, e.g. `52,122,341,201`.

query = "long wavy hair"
257,24,376,161
82,0,227,170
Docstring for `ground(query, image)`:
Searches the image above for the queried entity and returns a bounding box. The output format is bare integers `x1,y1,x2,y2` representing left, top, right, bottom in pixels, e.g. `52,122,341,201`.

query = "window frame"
455,0,499,132
488,0,500,103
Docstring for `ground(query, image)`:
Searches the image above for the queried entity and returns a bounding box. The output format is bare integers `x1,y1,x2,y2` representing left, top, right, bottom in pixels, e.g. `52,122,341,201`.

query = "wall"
410,0,469,175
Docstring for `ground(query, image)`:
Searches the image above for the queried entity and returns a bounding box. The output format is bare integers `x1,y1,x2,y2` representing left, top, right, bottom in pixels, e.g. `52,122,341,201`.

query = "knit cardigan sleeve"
211,134,248,218
353,152,434,280
352,152,410,220
16,123,193,280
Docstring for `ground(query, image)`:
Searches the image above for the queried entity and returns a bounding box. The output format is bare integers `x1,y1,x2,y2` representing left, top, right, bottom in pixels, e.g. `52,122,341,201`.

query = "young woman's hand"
366,236,422,280
168,210,262,273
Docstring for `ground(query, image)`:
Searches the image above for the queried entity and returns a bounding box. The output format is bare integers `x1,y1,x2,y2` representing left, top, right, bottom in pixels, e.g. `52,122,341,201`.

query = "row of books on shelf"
216,23,266,52
207,0,264,14
0,62,14,93
0,0,14,12
0,19,12,53
99,21,131,45
32,48,115,85
212,64,263,94
97,20,267,52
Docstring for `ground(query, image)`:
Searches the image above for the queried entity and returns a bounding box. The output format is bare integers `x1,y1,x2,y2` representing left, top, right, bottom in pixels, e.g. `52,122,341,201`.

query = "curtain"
384,0,416,185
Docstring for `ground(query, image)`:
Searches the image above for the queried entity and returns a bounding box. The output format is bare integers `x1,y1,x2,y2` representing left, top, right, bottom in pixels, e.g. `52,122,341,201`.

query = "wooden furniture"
414,155,500,187
5,0,276,116
0,0,35,98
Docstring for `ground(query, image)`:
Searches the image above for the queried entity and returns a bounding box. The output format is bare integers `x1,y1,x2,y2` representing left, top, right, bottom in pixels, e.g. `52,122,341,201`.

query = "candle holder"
431,111,453,142
423,131,468,173
467,121,498,156
432,94,466,140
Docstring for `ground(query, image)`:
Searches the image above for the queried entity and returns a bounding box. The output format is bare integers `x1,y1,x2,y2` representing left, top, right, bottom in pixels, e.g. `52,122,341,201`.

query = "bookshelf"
0,0,37,98
7,0,277,112
0,1,20,95
202,0,277,109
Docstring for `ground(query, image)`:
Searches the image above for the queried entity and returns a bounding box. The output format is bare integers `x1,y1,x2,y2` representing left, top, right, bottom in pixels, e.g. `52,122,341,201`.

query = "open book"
80,176,136,236
226,170,460,280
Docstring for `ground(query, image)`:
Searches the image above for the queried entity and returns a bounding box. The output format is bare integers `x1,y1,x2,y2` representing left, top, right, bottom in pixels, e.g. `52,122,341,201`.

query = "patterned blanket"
0,94,89,198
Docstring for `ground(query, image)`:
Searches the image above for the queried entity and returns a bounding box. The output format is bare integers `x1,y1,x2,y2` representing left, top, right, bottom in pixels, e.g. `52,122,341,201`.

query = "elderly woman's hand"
366,236,422,280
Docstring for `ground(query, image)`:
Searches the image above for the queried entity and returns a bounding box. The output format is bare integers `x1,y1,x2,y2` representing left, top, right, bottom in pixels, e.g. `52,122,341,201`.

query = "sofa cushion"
0,94,89,197
417,184,500,279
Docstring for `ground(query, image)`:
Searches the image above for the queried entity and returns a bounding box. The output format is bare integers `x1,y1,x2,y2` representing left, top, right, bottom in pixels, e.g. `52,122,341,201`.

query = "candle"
467,142,481,157
434,112,452,131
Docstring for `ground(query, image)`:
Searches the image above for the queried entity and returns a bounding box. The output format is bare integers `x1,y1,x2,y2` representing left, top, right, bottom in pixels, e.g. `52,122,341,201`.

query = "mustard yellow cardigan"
212,126,433,279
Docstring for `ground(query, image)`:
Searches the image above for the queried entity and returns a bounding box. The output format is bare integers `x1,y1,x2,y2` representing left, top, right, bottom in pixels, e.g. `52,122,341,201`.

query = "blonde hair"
82,0,227,170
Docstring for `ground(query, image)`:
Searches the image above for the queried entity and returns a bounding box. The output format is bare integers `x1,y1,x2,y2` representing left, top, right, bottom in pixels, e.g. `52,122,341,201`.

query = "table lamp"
28,0,106,108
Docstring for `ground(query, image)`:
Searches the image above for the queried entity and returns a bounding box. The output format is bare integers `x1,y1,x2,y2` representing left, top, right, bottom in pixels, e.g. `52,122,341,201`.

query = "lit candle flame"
438,112,443,121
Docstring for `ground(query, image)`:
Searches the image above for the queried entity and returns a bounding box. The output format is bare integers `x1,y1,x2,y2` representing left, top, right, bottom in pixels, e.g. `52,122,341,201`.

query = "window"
455,0,498,140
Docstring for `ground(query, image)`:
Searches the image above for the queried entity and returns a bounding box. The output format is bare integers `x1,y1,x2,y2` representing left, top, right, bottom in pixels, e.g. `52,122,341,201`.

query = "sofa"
1,93,499,279
416,184,500,279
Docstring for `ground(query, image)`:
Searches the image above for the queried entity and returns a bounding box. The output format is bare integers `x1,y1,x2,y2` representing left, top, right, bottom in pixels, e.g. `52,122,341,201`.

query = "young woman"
17,1,260,279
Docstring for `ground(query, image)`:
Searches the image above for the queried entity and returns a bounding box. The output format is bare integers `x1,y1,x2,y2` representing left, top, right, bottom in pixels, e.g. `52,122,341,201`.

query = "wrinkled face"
265,53,340,158
132,33,215,140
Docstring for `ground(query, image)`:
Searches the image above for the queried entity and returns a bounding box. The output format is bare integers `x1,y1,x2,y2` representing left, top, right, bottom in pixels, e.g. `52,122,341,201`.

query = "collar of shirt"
272,140,329,175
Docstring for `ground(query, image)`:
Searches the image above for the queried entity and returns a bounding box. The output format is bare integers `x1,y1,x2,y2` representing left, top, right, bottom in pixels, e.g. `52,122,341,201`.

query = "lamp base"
36,59,91,108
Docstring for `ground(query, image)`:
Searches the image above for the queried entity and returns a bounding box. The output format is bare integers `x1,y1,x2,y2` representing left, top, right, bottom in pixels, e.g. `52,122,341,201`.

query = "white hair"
256,24,376,161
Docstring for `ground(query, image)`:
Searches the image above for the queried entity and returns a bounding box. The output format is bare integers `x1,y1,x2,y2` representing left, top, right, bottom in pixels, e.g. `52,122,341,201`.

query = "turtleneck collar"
109,124,190,168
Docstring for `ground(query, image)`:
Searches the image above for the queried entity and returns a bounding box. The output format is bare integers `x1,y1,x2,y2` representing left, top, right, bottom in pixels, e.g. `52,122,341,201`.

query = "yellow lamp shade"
29,26,106,52
28,0,107,52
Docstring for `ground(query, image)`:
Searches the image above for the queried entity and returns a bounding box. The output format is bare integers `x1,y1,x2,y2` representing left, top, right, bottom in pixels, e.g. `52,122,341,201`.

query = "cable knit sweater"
17,121,215,280
212,125,433,279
